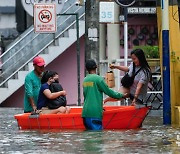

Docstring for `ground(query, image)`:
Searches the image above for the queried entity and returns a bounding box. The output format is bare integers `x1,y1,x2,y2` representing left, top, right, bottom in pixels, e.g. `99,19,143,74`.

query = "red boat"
14,106,150,130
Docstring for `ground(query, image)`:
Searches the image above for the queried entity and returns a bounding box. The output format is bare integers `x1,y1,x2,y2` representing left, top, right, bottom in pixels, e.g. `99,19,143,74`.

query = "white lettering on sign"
128,8,138,13
34,4,56,33
99,2,115,23
128,7,156,14
21,0,65,16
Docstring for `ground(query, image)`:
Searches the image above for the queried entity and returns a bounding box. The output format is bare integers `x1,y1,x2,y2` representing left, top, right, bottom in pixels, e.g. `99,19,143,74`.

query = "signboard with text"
128,7,156,14
34,4,56,33
99,2,115,23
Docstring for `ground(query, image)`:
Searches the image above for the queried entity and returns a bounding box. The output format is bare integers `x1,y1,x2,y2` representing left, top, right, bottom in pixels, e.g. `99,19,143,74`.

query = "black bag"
121,64,142,88
47,82,67,109
121,73,135,88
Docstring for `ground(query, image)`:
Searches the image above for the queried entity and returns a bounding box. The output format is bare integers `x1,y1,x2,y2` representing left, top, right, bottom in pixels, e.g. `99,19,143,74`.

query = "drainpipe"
161,0,171,124
123,7,128,67
114,0,135,67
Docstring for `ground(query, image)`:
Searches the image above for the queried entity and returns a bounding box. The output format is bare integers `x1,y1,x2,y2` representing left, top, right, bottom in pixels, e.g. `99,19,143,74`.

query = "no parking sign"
34,4,56,33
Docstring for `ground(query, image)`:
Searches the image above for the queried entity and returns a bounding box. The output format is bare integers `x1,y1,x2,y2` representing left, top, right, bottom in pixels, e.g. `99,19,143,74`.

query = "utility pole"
114,0,135,66
161,0,171,124
85,0,99,73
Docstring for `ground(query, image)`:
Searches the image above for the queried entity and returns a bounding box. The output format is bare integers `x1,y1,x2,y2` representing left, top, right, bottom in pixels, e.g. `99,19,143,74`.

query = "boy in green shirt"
82,59,127,130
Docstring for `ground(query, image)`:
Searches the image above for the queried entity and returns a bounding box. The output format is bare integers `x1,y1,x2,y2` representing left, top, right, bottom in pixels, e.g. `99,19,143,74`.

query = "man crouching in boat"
82,59,128,130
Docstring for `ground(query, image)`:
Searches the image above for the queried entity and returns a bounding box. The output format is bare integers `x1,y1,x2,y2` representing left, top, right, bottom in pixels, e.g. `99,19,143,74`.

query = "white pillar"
124,7,128,67
107,2,120,94
99,24,106,77
107,2,120,63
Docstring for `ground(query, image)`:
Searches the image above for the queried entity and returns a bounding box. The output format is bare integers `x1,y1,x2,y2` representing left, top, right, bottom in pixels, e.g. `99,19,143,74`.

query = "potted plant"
133,45,160,72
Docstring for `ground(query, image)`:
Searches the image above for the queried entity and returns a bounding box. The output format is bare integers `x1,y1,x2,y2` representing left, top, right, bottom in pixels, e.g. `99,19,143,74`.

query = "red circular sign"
38,10,52,23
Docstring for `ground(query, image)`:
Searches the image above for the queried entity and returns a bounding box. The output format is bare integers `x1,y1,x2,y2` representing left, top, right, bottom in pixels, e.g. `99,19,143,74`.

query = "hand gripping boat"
14,106,150,130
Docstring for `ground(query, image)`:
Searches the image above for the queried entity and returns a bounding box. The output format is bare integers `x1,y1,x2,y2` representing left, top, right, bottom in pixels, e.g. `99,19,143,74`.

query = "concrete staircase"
0,20,85,104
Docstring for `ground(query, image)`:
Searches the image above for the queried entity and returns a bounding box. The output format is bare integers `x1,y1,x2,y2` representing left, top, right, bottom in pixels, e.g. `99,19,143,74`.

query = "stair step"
8,79,24,92
57,37,74,49
0,88,8,94
28,62,34,71
0,17,85,104
18,71,29,81
0,88,9,102
48,46,64,58
68,29,77,39
38,54,54,65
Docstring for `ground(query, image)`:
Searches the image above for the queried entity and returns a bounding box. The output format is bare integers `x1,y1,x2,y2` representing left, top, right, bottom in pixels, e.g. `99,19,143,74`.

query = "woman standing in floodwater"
104,48,152,105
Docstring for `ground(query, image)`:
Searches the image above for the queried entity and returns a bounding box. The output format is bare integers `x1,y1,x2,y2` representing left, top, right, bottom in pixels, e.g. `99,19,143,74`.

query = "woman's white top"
128,62,150,102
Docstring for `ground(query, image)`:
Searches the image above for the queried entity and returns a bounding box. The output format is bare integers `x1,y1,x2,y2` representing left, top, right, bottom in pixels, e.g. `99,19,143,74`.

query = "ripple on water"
1,108,180,153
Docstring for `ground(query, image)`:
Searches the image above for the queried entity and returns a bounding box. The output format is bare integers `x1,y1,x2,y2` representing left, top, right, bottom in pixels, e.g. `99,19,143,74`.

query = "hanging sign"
21,0,65,16
128,7,156,14
99,2,115,23
34,4,56,33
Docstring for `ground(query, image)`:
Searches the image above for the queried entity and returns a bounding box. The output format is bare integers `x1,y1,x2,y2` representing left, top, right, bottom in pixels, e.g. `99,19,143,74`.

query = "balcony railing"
100,59,162,107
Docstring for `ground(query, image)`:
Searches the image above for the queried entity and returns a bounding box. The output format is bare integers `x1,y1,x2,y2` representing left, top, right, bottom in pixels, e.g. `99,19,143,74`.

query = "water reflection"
1,107,180,153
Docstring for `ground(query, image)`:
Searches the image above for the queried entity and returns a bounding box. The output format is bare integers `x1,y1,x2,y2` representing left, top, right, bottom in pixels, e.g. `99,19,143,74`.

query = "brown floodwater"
0,107,180,154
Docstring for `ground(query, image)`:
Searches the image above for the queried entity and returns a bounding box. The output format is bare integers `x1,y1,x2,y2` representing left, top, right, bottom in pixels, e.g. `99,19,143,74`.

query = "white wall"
0,0,16,37
0,0,15,6
0,15,16,29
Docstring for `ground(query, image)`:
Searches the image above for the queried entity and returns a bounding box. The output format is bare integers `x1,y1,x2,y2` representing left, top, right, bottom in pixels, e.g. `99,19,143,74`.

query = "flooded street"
1,107,180,154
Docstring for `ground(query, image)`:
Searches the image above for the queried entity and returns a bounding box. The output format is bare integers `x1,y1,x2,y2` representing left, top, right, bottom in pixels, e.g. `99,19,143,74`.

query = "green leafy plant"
133,45,159,58
171,51,180,63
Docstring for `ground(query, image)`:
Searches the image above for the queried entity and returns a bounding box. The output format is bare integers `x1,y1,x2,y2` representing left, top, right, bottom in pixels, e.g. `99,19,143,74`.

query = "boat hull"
14,106,150,130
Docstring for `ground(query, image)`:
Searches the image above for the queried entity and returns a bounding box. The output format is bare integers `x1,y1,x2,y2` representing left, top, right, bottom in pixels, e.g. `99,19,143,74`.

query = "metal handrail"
0,15,84,87
0,1,85,87
0,6,82,69
0,0,71,59
0,13,85,87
